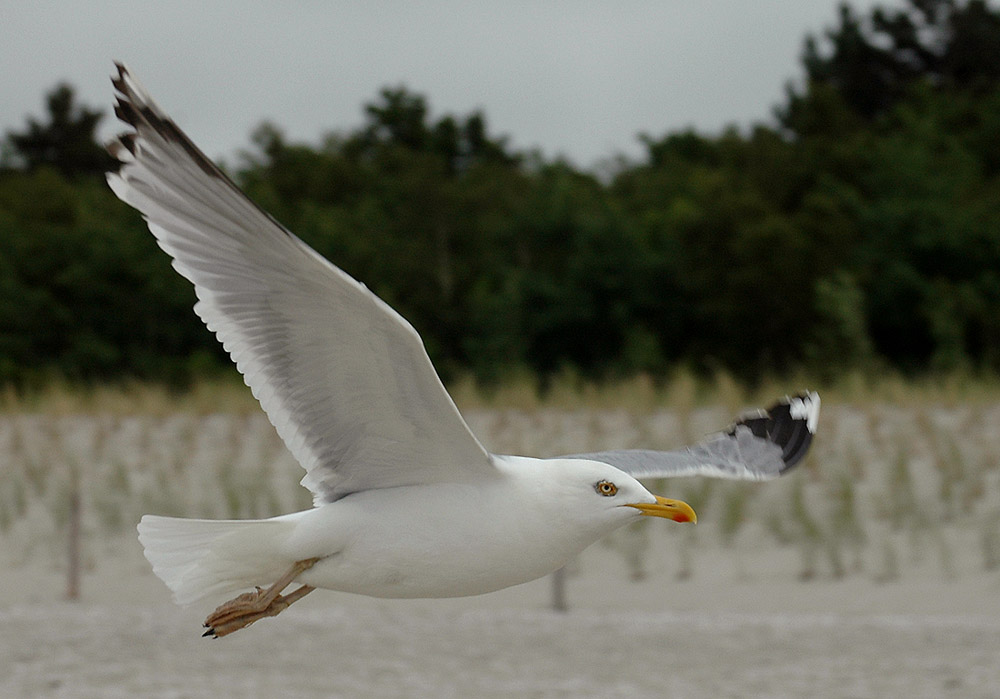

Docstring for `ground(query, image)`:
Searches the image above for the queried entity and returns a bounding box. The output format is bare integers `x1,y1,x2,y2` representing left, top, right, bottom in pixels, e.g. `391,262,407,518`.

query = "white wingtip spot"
788,392,820,434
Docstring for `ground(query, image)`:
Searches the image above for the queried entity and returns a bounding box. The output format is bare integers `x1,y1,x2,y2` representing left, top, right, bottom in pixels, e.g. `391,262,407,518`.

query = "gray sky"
2,1,897,169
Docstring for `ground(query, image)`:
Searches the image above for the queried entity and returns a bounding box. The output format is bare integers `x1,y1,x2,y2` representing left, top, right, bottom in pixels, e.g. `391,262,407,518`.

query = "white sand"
3,528,999,699
3,404,1000,697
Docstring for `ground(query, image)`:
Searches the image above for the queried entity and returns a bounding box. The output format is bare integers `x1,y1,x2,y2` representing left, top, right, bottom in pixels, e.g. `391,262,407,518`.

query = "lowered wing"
567,393,819,480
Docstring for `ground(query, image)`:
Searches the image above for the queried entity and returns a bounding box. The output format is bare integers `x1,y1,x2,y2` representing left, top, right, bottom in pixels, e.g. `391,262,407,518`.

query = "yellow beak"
626,496,697,523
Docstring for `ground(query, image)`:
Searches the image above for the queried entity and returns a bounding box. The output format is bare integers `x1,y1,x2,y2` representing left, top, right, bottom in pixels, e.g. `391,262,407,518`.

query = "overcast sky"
3,1,900,169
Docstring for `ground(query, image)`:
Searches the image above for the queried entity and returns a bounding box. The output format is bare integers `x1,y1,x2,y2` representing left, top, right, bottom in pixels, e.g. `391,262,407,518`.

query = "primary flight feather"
106,63,820,638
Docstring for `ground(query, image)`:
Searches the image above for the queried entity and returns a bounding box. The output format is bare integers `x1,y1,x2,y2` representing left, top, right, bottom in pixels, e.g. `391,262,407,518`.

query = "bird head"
518,457,697,528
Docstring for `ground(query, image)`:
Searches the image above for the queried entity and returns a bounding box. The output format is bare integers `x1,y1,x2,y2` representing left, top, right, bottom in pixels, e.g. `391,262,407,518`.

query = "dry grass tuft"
3,372,1000,585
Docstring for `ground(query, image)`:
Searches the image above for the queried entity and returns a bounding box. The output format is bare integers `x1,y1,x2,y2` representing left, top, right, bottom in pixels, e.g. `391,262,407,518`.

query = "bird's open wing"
566,393,819,480
107,64,493,504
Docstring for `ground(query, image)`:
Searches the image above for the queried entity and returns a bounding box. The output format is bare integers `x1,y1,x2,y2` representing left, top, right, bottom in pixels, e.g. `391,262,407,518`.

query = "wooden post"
551,565,568,612
66,479,81,601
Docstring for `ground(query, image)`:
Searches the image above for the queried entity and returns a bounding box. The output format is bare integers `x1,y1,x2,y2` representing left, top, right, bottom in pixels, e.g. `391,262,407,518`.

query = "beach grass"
2,370,1000,585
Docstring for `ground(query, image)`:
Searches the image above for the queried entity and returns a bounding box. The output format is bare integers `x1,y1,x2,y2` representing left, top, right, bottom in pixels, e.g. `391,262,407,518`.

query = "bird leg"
202,557,320,638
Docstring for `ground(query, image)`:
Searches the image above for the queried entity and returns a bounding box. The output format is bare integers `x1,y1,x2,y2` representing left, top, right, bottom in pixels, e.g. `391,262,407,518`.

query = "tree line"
2,0,1000,388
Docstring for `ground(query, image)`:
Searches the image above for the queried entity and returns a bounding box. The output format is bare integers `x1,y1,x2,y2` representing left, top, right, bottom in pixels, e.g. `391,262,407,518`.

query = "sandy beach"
3,403,1000,697
3,525,999,699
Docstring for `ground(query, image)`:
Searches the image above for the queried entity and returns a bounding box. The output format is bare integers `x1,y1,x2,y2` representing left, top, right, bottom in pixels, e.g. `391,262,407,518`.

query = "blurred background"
5,0,1000,388
3,2,1000,697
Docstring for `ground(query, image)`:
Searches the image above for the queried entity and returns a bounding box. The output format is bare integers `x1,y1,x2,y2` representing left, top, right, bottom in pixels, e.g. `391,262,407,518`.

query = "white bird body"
297,457,647,598
108,63,819,635
141,456,659,601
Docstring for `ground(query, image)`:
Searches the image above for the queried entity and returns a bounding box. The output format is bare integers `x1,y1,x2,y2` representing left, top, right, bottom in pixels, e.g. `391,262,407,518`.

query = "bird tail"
137,515,296,605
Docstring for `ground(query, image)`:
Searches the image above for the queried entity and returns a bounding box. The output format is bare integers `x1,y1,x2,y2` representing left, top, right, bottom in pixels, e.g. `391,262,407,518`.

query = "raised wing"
107,63,494,504
567,393,819,480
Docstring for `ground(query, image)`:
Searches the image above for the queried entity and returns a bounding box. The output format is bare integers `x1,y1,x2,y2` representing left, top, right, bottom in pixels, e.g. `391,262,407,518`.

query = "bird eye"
595,480,618,496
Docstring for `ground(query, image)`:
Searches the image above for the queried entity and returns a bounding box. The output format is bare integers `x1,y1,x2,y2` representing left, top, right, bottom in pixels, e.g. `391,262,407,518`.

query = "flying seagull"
106,63,820,638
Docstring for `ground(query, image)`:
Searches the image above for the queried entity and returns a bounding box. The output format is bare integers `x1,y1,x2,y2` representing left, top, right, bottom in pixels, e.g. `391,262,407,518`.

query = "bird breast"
284,479,615,599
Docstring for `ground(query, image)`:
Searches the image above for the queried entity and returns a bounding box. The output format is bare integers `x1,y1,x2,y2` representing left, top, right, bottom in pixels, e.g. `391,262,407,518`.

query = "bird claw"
202,587,300,637
200,558,319,638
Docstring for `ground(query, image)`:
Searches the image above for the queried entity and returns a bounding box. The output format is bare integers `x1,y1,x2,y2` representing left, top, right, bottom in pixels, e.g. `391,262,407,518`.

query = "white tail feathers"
137,515,295,605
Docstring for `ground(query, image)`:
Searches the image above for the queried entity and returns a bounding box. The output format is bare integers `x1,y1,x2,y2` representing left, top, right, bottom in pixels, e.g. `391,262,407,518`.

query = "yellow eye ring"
596,480,618,496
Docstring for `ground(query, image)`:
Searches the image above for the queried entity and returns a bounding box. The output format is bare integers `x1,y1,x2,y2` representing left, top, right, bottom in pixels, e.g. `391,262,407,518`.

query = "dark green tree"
5,83,112,178
782,0,1000,130
6,11,1000,388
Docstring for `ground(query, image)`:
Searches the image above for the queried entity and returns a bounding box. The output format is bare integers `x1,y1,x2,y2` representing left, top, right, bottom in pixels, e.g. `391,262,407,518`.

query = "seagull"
106,63,820,638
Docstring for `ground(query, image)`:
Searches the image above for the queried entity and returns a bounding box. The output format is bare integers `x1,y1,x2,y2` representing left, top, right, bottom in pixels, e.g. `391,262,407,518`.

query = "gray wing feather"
568,392,819,481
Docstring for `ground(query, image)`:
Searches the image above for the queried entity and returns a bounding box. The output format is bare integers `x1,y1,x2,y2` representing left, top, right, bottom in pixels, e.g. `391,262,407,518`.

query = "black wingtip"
106,61,226,180
729,392,820,473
